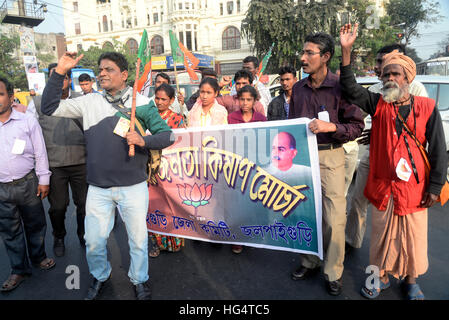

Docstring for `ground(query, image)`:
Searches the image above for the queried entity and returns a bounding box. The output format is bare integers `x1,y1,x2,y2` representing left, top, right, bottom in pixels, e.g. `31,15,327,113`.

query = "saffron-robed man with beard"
339,23,447,300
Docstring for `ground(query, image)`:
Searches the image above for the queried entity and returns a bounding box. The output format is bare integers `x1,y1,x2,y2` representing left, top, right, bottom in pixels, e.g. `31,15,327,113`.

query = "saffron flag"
169,30,199,81
136,29,152,95
257,43,275,77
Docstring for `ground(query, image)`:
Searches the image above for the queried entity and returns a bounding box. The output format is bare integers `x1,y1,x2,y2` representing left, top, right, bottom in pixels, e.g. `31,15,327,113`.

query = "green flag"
137,29,152,93
257,43,275,76
169,30,184,64
137,29,150,72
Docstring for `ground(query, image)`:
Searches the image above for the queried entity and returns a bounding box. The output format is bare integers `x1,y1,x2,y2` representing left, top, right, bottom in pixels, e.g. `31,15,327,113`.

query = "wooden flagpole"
129,57,141,157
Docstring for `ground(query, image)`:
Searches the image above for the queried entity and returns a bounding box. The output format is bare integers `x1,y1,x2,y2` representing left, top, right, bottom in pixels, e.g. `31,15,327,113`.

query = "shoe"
84,276,110,300
134,281,151,300
231,245,243,254
291,266,319,281
326,278,343,296
53,238,65,257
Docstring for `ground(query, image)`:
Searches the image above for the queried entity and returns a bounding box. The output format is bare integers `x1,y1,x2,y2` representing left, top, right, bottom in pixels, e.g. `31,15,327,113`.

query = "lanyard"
394,96,420,183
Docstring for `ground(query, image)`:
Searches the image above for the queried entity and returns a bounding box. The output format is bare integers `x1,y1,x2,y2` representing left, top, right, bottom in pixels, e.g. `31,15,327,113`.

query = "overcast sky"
34,0,449,61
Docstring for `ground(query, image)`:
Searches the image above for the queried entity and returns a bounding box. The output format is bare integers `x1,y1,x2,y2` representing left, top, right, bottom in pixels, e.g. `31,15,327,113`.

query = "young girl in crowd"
148,84,185,257
187,77,228,127
227,85,266,254
228,85,267,124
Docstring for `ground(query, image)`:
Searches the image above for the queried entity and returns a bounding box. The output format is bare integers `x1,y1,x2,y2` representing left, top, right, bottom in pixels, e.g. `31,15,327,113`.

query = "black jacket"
267,93,287,121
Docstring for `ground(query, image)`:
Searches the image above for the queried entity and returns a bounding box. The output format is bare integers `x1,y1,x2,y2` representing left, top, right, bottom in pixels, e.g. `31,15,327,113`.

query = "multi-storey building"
63,0,253,75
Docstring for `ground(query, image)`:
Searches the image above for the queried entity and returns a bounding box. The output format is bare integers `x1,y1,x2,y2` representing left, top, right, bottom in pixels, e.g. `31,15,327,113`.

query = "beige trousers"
345,150,371,248
301,147,347,282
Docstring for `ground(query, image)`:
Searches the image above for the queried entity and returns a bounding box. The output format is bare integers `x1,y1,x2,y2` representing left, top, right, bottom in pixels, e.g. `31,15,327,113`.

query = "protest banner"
148,118,323,259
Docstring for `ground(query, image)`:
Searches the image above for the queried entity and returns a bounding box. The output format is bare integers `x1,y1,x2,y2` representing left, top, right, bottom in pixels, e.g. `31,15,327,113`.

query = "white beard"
381,81,409,103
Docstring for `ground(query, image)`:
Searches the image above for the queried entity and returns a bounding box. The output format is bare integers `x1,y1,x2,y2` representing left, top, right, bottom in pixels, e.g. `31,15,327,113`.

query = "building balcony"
169,10,201,22
0,0,45,27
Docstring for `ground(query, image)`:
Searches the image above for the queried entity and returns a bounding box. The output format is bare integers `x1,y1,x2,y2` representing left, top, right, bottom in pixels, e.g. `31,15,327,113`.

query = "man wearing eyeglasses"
288,33,364,296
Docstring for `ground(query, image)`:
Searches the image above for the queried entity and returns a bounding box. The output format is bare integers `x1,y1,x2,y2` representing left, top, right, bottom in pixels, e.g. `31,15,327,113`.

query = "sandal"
1,274,28,292
402,282,425,300
149,246,160,258
360,280,390,299
33,257,56,270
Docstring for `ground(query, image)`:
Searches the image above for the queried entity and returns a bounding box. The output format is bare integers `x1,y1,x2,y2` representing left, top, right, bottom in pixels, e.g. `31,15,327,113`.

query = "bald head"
271,132,298,171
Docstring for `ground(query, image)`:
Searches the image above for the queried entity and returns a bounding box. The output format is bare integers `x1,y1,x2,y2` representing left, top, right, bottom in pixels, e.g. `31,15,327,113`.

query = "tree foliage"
242,0,424,74
0,34,28,90
386,0,442,46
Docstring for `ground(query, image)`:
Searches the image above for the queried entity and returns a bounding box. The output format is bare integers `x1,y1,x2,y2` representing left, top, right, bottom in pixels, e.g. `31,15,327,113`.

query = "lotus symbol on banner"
177,183,213,208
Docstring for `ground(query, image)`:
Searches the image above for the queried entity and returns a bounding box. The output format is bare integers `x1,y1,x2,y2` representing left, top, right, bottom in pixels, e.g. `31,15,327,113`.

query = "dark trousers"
48,164,88,240
0,171,48,275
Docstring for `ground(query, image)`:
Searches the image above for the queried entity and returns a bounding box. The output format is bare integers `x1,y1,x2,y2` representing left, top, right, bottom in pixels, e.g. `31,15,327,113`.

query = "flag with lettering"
147,119,324,258
136,29,152,95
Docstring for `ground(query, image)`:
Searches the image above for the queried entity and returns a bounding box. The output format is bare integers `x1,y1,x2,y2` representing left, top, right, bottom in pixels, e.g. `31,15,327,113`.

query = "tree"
0,34,28,91
386,0,442,46
241,0,401,74
241,0,346,73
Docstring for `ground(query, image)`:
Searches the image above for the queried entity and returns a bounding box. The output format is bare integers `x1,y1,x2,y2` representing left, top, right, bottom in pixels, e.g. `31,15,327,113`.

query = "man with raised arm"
41,51,174,300
339,24,447,300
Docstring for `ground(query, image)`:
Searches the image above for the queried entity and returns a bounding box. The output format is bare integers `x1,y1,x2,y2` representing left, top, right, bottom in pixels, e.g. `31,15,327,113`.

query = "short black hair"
155,83,175,99
279,65,297,77
304,32,335,65
199,77,220,93
234,69,253,84
377,44,406,55
243,56,259,69
237,85,258,101
0,77,14,96
155,72,171,84
79,73,92,82
201,68,218,78
98,52,128,71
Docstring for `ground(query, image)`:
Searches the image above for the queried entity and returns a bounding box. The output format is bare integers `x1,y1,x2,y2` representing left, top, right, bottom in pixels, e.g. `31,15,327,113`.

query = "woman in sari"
148,83,185,257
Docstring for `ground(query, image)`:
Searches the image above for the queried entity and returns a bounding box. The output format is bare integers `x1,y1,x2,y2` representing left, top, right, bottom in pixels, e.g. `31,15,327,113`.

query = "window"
186,31,192,51
179,2,182,9
102,41,114,50
437,84,449,110
73,2,78,12
126,38,138,54
153,13,159,24
75,23,81,35
98,22,101,32
220,3,223,15
150,35,164,55
237,0,240,12
227,1,233,14
110,20,113,31
103,15,108,32
185,2,190,10
179,32,184,44
222,26,240,50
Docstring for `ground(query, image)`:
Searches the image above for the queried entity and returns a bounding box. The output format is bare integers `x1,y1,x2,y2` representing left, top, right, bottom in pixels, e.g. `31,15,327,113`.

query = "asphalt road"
1,174,448,301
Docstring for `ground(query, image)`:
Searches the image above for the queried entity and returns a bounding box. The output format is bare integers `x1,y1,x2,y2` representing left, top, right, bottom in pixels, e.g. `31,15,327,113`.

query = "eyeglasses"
300,50,321,56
